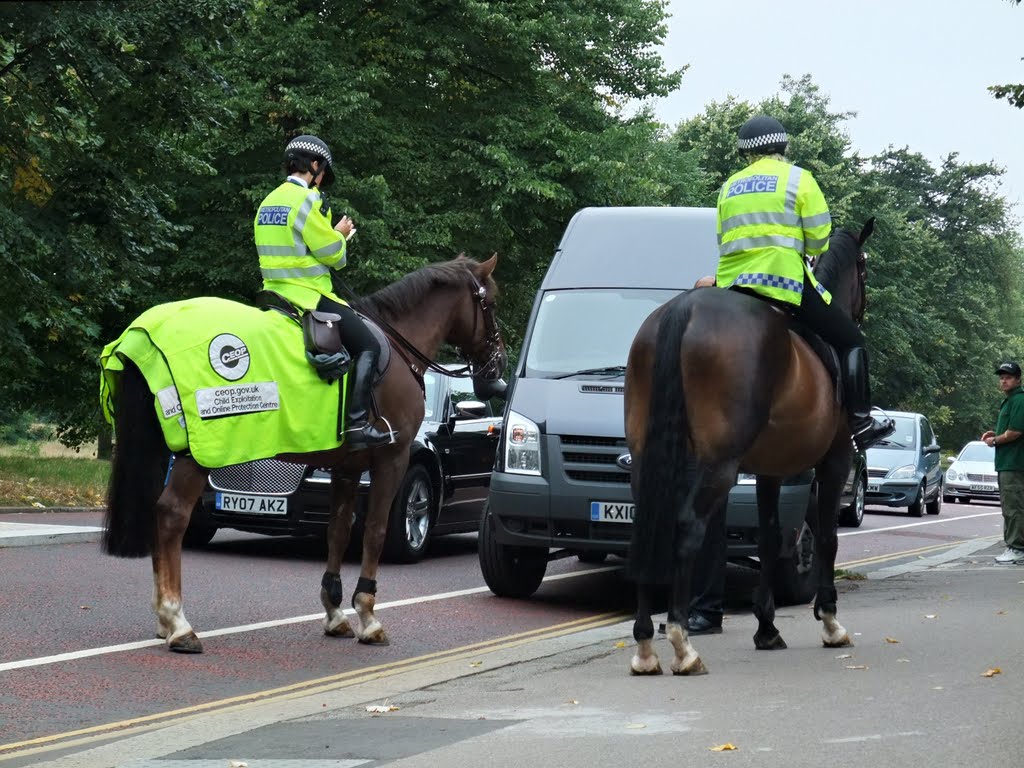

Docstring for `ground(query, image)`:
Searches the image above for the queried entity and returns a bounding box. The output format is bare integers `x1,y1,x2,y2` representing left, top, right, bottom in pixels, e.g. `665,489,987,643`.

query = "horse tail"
103,360,163,558
629,296,704,583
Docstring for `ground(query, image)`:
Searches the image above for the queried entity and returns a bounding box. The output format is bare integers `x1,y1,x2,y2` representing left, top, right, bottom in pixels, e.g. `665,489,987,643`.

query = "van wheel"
774,520,816,606
908,484,925,517
183,502,218,548
839,474,866,528
479,501,547,598
384,464,434,563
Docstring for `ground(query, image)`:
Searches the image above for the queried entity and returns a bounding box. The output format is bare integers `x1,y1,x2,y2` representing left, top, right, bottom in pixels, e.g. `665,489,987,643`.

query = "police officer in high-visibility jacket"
254,135,395,450
715,115,893,450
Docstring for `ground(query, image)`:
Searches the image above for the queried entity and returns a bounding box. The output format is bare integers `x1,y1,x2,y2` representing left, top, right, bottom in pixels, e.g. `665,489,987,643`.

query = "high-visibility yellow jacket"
253,179,348,310
715,157,832,306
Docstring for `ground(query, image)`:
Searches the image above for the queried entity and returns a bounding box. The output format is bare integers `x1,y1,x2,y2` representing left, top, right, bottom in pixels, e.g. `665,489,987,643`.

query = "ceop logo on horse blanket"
209,333,250,381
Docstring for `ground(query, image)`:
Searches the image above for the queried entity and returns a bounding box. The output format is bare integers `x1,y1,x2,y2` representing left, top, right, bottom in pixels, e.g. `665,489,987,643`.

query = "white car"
943,441,999,504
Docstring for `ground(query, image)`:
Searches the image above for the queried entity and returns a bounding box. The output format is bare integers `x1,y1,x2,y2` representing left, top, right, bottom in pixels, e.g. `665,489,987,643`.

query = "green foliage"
990,0,1023,107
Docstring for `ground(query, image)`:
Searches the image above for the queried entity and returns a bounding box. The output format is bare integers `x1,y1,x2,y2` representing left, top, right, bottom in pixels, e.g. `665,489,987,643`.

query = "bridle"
852,248,867,327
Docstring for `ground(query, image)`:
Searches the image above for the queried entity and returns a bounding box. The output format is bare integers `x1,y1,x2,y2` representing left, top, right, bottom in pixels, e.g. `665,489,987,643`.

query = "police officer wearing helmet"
253,134,396,450
715,115,893,451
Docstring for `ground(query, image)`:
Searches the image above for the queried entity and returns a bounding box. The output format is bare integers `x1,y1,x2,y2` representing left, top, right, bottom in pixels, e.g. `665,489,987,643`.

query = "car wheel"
577,551,608,564
774,520,816,606
478,500,547,598
839,474,866,528
182,502,218,548
908,484,925,517
383,464,434,563
926,483,942,515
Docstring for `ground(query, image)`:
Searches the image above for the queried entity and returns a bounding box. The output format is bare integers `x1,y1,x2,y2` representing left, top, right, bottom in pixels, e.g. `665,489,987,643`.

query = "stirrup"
852,416,895,451
344,418,398,449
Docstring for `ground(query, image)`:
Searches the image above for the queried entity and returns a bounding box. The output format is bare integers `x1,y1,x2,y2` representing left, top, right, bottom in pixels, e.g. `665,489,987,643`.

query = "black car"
186,365,502,562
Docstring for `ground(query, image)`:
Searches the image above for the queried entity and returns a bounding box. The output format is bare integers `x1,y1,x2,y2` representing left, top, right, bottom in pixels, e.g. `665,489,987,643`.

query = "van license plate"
867,483,880,493
215,492,287,515
591,501,634,523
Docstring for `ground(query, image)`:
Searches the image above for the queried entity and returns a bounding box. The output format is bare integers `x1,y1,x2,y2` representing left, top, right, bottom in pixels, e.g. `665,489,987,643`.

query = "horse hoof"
358,627,390,646
671,657,707,676
630,655,663,675
323,618,355,638
823,633,853,648
754,632,788,651
169,632,203,654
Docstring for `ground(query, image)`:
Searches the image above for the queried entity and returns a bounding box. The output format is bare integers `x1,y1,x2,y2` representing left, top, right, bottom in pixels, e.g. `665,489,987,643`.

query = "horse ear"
476,253,498,278
858,217,876,246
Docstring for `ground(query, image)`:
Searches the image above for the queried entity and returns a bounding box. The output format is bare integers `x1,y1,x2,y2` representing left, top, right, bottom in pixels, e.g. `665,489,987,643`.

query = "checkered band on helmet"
285,135,332,167
737,116,788,153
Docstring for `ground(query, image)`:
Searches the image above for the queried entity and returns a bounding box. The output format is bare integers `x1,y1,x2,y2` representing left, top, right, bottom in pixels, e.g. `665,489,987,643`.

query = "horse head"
452,254,508,399
814,217,874,325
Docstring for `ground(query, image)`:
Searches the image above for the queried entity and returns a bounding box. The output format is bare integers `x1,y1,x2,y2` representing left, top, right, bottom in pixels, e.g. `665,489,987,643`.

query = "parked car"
480,207,817,606
186,365,503,562
864,409,943,517
943,440,999,504
839,444,868,527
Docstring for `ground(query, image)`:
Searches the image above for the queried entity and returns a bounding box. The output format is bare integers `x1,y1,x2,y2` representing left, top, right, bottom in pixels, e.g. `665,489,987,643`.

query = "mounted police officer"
715,115,893,450
253,135,396,450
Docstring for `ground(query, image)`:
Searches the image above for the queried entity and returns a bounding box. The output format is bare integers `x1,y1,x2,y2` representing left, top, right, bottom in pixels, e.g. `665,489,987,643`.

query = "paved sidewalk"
0,509,103,547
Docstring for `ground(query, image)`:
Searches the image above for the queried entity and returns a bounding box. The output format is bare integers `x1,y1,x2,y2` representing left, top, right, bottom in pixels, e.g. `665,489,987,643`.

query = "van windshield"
524,288,679,378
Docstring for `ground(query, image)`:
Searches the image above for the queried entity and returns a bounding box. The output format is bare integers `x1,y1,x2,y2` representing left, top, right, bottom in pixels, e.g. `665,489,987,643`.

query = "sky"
650,0,1024,227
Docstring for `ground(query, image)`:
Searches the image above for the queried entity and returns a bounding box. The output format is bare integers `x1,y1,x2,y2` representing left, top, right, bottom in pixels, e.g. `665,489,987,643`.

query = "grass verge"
0,456,110,507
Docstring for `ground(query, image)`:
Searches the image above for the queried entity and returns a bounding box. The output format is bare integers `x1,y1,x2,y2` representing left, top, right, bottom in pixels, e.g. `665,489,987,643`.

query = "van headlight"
888,465,916,480
504,410,542,476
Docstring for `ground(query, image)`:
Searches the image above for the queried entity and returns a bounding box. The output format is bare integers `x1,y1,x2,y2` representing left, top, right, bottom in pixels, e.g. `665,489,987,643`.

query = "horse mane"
812,229,858,294
353,255,488,322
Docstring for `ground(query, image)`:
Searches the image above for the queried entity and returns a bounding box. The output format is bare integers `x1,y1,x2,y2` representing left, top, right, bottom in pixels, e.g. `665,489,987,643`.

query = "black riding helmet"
737,115,788,156
284,134,335,188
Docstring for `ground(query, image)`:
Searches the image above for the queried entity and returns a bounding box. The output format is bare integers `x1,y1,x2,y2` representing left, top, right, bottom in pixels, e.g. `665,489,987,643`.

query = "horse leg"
665,550,705,676
752,476,787,650
352,454,408,645
321,470,359,638
813,448,852,647
630,581,662,675
152,455,208,653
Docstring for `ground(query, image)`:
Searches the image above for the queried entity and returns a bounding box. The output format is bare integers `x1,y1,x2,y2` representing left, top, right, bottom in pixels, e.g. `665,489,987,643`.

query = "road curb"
0,507,105,515
866,537,1000,579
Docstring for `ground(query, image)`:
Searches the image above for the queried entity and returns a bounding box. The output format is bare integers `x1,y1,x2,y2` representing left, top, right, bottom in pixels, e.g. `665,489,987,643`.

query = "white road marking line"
839,511,1001,537
0,566,621,673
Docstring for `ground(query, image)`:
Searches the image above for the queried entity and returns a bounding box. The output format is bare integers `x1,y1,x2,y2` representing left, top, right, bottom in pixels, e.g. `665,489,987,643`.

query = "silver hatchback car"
864,410,943,517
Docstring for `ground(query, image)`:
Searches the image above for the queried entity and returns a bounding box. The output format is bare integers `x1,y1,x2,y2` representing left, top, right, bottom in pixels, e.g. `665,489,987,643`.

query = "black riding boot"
343,351,397,450
843,347,895,451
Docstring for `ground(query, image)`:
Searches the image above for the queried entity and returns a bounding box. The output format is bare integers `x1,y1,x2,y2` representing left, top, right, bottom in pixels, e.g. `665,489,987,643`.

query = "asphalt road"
0,499,1007,761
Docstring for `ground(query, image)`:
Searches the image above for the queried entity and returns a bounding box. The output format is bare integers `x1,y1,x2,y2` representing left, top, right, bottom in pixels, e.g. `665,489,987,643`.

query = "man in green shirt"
982,361,1024,564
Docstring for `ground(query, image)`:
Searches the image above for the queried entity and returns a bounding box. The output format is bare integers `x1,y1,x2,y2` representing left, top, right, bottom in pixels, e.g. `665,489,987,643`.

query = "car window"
959,443,995,463
920,418,934,447
875,415,917,449
423,371,442,420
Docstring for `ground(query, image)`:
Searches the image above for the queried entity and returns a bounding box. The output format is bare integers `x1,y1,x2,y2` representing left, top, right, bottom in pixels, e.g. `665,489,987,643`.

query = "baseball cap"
995,361,1022,376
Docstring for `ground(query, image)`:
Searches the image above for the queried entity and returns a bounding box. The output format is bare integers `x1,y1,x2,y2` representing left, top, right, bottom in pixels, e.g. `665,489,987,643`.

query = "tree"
990,0,1023,107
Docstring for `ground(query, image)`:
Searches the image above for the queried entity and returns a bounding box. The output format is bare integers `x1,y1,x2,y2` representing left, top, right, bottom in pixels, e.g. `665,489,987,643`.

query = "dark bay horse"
624,221,874,675
102,255,506,653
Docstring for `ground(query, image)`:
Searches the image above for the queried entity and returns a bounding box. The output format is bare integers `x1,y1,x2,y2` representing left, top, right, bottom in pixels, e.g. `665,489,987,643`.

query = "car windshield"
874,416,917,449
958,443,995,463
524,288,679,378
422,370,442,420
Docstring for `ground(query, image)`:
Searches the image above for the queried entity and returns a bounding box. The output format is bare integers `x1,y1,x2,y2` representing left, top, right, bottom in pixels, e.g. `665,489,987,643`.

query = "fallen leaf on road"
79,606,90,610
982,668,1002,678
932,686,943,690
566,700,579,705
229,761,249,768
709,743,738,751
996,610,1006,615
468,661,483,667
626,723,646,730
834,653,853,659
845,665,869,670
366,703,399,713
924,614,937,619
615,641,626,648
897,658,910,663
885,637,900,644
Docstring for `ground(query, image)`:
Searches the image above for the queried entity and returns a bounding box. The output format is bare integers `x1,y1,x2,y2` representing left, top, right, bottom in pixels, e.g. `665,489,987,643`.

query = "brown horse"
624,221,874,675
102,255,506,653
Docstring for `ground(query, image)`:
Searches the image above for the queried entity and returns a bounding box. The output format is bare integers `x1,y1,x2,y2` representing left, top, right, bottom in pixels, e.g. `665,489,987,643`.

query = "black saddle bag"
301,310,351,381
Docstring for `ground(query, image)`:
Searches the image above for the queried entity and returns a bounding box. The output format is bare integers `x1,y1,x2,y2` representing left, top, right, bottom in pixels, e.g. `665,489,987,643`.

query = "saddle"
257,291,392,381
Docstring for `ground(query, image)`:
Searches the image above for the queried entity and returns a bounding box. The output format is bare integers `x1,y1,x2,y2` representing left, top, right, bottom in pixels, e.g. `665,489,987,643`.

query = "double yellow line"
0,611,628,761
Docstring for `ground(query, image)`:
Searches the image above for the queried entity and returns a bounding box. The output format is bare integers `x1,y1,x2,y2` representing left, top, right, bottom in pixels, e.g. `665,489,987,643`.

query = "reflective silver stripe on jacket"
785,166,801,213
719,235,805,256
260,264,330,279
291,192,319,255
730,272,803,294
257,245,300,257
805,236,829,251
313,239,345,257
720,210,801,235
802,211,832,229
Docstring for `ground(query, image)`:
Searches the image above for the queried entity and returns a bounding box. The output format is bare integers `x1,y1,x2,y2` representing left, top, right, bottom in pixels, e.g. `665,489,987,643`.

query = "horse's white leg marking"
155,596,194,645
666,622,707,675
821,610,852,647
630,637,663,675
353,591,387,644
321,595,354,637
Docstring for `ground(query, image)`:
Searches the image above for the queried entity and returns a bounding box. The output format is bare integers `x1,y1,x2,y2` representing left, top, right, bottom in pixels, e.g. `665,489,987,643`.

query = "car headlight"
888,465,917,480
504,410,542,476
946,468,963,482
